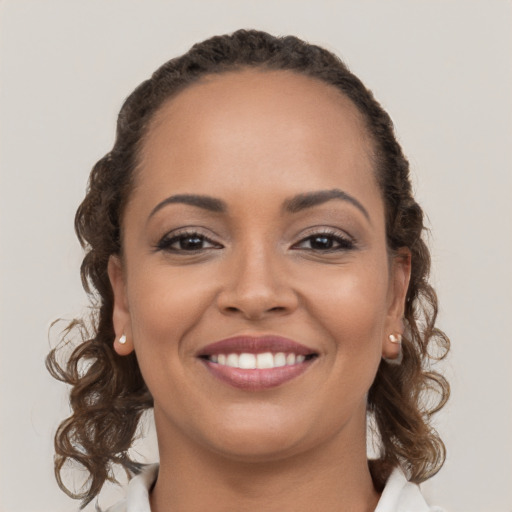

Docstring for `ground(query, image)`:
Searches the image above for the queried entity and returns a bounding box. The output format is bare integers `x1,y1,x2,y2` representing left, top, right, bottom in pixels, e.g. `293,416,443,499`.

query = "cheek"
126,268,214,415
127,266,216,356
302,259,390,354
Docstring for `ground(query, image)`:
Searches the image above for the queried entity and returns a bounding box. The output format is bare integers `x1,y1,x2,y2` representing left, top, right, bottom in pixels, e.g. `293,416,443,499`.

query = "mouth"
200,352,316,368
197,335,319,390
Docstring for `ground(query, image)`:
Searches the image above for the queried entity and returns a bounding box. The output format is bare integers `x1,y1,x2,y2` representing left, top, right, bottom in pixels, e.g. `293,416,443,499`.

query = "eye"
292,231,355,252
156,231,222,252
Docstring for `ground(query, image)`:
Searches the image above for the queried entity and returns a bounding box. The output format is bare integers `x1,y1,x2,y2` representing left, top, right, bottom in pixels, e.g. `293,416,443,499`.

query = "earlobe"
383,332,403,363
108,255,134,356
113,332,133,356
382,248,411,361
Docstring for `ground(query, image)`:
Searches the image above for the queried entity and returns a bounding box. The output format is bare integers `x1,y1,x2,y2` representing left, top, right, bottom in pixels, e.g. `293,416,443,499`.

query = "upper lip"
197,335,316,357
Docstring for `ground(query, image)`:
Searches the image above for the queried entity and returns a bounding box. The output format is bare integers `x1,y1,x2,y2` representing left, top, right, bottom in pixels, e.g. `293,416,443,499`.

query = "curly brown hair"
47,29,449,508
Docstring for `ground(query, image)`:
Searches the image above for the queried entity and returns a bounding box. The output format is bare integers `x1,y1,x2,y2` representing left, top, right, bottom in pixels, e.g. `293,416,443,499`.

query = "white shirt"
105,464,443,512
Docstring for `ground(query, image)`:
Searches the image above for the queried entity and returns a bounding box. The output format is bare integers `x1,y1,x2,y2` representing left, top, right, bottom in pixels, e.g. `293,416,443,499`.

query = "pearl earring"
118,334,127,345
389,333,402,344
384,333,403,365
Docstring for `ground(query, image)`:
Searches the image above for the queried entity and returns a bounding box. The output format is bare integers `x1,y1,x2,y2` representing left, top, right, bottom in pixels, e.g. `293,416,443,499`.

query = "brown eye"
293,232,355,252
177,235,206,250
309,235,336,250
157,232,222,252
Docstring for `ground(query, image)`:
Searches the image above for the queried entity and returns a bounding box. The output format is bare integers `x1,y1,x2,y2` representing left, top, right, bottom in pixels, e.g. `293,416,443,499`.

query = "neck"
150,410,380,512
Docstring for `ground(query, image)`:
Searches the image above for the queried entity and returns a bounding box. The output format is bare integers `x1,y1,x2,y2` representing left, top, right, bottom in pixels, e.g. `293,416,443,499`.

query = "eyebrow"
147,188,369,222
148,194,227,220
283,189,370,221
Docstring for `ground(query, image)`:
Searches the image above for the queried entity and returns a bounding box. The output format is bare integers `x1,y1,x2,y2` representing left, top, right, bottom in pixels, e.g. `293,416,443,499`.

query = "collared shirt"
105,464,443,512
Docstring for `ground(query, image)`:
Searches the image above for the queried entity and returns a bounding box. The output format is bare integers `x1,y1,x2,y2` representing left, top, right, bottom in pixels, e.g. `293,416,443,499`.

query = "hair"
47,29,450,508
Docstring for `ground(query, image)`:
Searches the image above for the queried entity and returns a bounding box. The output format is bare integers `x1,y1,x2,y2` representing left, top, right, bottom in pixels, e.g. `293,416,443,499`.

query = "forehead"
149,68,368,132
135,69,378,205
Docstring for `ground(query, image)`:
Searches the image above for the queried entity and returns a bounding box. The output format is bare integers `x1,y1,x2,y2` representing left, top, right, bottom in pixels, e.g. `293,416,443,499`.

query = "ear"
108,255,134,356
382,247,411,360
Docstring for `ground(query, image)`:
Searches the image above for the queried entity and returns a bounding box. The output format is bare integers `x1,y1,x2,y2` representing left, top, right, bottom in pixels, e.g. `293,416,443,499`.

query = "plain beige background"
1,1,511,511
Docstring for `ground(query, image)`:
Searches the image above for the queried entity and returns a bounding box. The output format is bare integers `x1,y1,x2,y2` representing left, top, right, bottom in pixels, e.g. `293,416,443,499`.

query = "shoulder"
102,464,159,512
375,468,444,512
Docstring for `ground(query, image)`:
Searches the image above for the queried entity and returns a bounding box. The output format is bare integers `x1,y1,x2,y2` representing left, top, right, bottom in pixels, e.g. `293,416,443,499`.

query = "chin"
198,411,311,462
209,433,304,464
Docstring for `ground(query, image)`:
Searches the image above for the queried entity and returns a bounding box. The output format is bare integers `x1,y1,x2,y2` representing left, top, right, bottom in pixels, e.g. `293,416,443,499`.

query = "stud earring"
118,334,127,345
384,333,403,365
389,333,402,344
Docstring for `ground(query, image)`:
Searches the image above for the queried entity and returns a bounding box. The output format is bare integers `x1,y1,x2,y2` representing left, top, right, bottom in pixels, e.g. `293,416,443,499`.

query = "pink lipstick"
197,335,318,391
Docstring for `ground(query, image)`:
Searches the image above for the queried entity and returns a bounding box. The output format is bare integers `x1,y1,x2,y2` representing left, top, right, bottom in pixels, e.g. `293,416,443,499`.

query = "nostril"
217,286,299,319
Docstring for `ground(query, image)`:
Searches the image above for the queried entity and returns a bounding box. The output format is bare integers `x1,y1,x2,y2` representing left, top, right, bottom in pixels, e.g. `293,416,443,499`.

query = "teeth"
256,352,274,369
238,353,256,369
274,352,287,367
286,353,296,365
226,354,239,367
209,352,309,369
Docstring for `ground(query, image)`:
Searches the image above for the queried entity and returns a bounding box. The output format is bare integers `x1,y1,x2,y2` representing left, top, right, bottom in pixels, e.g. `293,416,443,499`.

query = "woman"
47,29,449,511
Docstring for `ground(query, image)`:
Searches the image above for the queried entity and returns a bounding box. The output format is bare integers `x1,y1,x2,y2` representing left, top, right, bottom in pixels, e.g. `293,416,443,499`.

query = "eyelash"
155,229,355,254
155,231,221,252
291,229,355,252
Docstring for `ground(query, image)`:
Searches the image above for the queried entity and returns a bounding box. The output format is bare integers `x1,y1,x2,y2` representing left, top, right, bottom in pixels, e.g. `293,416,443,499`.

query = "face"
109,69,410,462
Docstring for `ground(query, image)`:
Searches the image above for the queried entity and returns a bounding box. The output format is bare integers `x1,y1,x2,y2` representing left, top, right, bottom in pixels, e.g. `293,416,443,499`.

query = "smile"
207,352,309,369
197,335,318,390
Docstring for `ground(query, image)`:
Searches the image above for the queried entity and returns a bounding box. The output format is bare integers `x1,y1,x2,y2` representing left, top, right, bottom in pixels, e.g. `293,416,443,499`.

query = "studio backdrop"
1,1,511,511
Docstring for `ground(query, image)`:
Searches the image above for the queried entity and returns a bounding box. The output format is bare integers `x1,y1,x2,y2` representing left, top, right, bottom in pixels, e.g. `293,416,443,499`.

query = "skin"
108,69,410,512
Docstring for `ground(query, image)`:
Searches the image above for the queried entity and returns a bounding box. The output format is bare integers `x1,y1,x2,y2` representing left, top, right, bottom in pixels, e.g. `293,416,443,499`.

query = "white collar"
374,468,443,512
105,463,442,512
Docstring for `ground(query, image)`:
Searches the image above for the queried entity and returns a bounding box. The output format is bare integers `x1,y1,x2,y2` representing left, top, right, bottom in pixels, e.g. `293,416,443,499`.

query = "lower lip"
201,359,314,391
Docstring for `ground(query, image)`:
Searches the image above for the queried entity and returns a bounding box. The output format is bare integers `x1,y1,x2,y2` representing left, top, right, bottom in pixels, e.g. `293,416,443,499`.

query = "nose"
216,244,299,320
